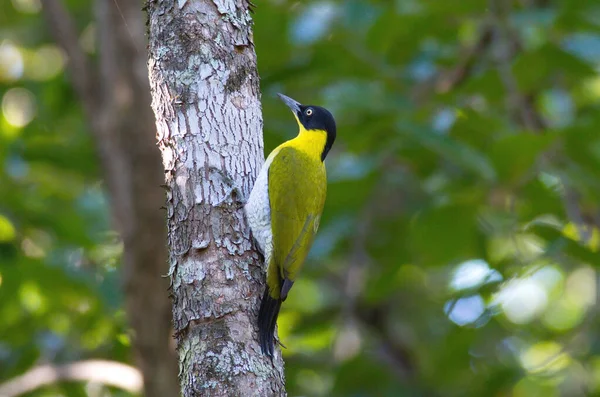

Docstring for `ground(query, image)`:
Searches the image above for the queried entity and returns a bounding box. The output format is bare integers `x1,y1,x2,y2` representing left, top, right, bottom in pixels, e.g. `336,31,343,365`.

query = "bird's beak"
277,93,301,114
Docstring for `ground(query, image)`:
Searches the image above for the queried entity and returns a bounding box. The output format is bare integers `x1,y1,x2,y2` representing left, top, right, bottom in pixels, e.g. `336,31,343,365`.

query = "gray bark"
146,0,286,396
42,1,179,396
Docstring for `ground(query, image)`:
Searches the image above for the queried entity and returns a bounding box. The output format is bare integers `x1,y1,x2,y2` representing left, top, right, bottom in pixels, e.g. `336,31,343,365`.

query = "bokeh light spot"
513,376,558,397
328,152,374,182
296,369,333,397
520,341,570,375
540,89,574,128
284,278,324,313
581,76,600,103
432,108,457,133
445,295,485,326
21,237,46,258
117,333,131,347
333,321,361,362
292,2,338,44
26,45,65,81
82,318,114,349
530,265,564,292
589,357,600,393
565,266,596,308
542,297,584,332
19,282,46,314
49,314,71,335
0,41,24,82
0,214,16,242
450,259,502,291
11,0,41,13
277,310,299,351
2,87,37,128
495,278,548,324
539,267,595,331
80,23,97,54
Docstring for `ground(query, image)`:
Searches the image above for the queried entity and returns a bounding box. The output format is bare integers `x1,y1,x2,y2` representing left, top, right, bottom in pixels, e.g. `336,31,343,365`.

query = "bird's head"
277,93,337,161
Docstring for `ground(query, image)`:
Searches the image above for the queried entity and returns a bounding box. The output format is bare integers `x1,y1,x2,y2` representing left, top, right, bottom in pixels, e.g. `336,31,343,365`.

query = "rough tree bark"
41,1,179,397
146,0,286,395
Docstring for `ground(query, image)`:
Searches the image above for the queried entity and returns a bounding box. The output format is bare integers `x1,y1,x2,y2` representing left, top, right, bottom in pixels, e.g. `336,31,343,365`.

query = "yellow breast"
281,120,328,161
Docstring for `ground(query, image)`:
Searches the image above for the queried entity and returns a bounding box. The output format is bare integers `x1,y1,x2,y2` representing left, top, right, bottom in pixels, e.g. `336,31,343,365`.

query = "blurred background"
2,0,600,396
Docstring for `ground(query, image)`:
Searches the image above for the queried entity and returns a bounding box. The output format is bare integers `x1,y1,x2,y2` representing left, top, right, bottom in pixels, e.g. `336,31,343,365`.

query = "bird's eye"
305,108,313,116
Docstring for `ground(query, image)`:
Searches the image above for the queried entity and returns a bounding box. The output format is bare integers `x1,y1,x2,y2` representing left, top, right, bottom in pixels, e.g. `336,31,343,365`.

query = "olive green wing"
267,146,326,300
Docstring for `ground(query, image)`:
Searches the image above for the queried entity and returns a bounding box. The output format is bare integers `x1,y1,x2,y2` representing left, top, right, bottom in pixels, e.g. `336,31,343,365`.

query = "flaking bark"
146,0,286,395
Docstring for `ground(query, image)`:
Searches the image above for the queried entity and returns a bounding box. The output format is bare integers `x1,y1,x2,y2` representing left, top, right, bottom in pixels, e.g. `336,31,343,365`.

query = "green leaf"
489,133,556,184
333,355,405,396
456,69,505,104
513,44,596,92
519,178,563,219
529,223,600,267
564,125,600,177
409,203,481,266
398,122,496,182
449,110,504,151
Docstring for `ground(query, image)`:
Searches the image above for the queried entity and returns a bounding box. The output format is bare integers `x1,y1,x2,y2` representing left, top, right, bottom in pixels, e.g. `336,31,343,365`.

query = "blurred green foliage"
2,0,600,396
0,0,129,395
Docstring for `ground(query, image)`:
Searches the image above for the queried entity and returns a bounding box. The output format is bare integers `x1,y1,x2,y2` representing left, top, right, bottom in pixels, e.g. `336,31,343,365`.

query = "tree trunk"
42,1,179,396
146,0,286,395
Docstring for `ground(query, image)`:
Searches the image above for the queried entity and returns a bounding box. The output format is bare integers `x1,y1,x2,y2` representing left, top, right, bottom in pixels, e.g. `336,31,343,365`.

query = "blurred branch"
0,360,143,397
342,208,371,311
41,0,98,116
518,0,551,6
335,165,419,382
346,19,494,105
355,304,416,381
411,23,494,104
342,42,404,90
341,157,405,310
489,0,545,132
435,24,494,94
594,210,600,232
41,1,179,397
560,174,593,243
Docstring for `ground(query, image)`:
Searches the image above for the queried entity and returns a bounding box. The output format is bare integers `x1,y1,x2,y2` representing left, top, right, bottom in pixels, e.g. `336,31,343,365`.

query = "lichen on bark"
146,0,286,395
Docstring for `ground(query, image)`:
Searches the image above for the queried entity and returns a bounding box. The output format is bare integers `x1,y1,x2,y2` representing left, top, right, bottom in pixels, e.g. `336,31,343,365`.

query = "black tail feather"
258,288,282,357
